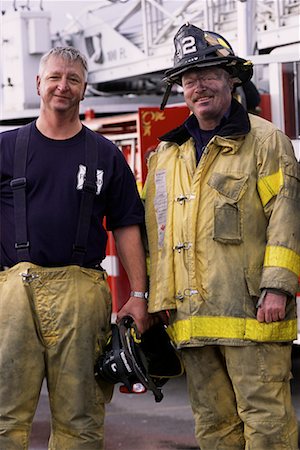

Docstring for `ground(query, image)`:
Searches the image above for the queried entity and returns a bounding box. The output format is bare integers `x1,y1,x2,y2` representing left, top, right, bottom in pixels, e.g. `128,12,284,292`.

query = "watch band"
130,290,148,300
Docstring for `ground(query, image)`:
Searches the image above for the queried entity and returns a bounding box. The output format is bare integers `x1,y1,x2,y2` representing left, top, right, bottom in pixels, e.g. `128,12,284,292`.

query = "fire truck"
1,0,299,341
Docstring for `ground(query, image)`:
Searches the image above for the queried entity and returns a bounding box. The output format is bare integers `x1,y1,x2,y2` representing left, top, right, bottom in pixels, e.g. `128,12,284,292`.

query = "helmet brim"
164,56,253,87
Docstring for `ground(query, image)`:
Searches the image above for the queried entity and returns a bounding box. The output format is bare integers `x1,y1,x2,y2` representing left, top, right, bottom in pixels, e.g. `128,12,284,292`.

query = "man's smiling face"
182,67,234,129
36,55,87,114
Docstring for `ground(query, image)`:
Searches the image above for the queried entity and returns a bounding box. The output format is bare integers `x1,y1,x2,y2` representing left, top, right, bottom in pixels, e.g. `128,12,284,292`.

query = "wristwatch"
130,290,148,300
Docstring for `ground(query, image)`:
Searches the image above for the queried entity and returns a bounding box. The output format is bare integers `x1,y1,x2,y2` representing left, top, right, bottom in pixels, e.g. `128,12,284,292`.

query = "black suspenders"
71,129,98,266
10,122,32,262
11,122,98,266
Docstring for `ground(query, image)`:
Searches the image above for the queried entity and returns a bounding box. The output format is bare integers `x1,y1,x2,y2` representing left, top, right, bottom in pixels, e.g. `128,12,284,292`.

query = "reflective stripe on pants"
0,262,113,450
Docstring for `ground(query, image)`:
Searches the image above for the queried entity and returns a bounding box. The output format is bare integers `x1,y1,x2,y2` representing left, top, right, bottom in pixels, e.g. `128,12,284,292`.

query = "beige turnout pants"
181,344,298,450
0,262,113,450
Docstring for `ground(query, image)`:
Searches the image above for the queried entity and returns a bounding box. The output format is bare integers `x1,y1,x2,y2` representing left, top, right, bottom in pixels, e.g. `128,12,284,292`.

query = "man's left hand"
257,291,287,323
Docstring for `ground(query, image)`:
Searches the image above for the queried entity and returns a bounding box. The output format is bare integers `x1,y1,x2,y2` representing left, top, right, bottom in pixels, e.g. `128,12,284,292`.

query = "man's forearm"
113,225,147,292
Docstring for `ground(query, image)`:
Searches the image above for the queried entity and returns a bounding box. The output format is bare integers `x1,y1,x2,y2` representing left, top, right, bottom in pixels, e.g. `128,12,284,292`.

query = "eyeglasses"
182,72,224,88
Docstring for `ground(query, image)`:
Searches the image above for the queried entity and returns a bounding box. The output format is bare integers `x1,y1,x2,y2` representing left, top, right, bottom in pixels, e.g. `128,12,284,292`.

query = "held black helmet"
160,22,253,109
94,316,183,403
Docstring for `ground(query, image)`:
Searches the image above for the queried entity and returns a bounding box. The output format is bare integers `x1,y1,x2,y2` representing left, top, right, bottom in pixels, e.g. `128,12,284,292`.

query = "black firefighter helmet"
94,316,183,403
161,22,253,109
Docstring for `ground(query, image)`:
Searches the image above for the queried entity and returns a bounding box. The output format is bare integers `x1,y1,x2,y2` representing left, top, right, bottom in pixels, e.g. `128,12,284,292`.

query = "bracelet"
130,290,148,300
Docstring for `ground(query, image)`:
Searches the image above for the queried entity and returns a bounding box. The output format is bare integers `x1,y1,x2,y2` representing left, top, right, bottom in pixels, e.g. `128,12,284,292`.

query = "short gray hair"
39,46,88,81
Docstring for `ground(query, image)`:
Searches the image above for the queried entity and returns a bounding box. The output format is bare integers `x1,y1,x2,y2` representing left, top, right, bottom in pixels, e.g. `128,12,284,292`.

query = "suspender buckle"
10,177,27,190
15,241,30,250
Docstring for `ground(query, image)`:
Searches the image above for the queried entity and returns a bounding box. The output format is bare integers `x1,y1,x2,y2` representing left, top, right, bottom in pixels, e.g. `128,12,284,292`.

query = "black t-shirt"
0,122,144,267
184,110,230,164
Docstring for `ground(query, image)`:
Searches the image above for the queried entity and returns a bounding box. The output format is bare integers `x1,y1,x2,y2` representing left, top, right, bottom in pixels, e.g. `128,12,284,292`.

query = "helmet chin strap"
160,83,173,111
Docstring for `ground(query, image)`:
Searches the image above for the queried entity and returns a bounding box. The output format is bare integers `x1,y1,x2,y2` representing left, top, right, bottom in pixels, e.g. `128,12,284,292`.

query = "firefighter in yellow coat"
144,23,300,449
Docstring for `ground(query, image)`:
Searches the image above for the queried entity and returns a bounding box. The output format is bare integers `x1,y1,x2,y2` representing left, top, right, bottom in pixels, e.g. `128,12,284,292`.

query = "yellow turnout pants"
181,344,298,450
0,262,113,450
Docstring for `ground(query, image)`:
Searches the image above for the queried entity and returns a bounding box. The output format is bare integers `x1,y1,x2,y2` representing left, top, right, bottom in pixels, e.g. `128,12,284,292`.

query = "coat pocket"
208,172,248,244
214,203,241,244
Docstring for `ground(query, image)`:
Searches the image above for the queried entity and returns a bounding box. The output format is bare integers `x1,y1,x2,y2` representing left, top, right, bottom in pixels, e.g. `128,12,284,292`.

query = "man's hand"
257,291,287,323
117,296,150,334
117,300,170,334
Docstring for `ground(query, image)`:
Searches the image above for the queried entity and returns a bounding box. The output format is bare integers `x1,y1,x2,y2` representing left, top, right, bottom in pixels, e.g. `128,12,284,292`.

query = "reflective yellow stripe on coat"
257,168,283,206
169,316,298,345
264,246,300,276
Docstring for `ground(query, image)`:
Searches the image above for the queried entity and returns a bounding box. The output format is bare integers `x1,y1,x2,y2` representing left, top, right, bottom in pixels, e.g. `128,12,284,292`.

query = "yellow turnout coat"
144,100,300,348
